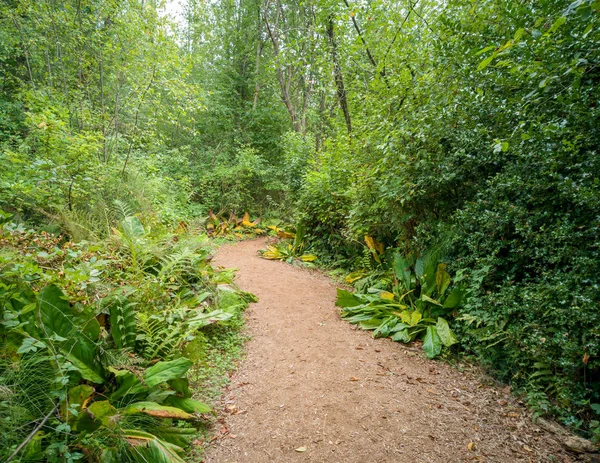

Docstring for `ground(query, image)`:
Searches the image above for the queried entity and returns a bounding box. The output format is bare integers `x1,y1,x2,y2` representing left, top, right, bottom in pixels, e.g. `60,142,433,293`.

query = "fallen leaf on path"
350,377,360,381
468,442,476,451
295,446,307,452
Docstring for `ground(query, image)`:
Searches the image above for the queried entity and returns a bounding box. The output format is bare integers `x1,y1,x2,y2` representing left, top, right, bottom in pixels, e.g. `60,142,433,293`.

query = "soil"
204,238,584,463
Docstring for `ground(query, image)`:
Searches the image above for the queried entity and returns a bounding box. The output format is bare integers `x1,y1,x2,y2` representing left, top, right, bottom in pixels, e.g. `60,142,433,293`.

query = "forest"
1,0,599,461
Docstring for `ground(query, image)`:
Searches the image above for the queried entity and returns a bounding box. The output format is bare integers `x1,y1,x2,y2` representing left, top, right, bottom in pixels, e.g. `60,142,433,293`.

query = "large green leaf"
165,397,212,414
143,358,193,389
422,326,442,359
435,264,451,297
335,289,362,308
121,216,145,237
391,329,410,343
443,287,463,309
168,378,191,398
64,337,105,384
393,254,412,291
415,256,425,279
122,430,186,463
38,284,75,338
150,426,196,448
61,384,94,421
123,401,195,420
186,309,234,330
109,368,146,400
436,317,458,347
359,318,384,330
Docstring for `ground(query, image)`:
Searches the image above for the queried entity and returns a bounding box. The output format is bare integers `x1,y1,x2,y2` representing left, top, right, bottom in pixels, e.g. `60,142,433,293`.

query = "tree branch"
7,404,58,462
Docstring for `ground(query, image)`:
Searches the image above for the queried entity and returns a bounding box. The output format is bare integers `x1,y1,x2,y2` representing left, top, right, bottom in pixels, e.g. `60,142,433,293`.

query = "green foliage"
259,224,318,265
279,0,600,438
0,216,255,462
2,0,600,444
336,250,462,359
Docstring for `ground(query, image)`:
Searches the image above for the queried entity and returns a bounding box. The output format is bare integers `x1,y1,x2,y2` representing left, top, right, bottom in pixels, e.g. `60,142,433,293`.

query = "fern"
136,315,183,360
111,199,136,222
61,207,105,241
110,302,137,350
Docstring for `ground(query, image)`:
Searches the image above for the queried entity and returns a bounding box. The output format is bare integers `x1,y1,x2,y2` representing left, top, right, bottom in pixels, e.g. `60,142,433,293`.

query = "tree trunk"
326,17,351,134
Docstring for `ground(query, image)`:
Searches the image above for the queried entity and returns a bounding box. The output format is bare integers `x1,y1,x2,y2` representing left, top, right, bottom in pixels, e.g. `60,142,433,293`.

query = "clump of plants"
0,210,256,462
259,224,317,265
336,244,463,359
206,211,266,238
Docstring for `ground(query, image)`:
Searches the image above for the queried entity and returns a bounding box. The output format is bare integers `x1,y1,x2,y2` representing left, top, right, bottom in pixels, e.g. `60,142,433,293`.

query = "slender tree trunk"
326,17,351,134
316,89,326,151
100,55,107,162
263,0,300,131
121,67,156,175
45,48,52,86
11,16,36,92
252,7,263,111
342,0,377,68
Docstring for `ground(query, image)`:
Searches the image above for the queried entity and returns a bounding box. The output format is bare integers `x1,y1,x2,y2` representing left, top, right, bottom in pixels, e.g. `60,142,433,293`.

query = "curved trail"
206,239,572,463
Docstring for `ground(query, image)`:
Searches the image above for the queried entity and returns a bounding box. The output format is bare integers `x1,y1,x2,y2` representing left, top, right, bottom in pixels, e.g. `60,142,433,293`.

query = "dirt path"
206,239,576,463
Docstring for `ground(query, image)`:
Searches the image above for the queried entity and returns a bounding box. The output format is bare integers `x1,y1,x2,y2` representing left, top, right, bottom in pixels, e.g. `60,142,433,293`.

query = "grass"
185,310,250,460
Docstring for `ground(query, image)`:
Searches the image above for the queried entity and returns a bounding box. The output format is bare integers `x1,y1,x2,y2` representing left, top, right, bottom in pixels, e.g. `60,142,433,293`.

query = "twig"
7,404,59,462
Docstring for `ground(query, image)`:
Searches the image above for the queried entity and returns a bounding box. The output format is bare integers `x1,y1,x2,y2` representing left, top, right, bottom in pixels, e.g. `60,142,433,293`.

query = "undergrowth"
0,205,257,463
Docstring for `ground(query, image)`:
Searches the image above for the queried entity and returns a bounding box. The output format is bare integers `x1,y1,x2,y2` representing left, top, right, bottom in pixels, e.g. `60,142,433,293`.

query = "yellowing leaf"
380,291,395,301
277,230,295,239
345,271,365,283
400,310,412,325
364,235,376,251
364,235,382,262
123,402,195,420
410,311,422,326
300,254,317,262
242,212,250,223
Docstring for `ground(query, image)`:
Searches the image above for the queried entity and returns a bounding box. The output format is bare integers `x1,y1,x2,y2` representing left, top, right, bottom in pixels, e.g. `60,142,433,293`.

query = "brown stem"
326,16,351,134
6,404,58,463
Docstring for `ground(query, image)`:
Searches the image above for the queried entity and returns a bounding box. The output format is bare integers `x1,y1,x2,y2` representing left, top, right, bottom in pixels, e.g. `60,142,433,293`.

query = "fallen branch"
7,404,59,462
